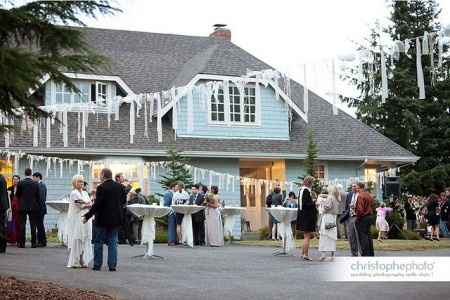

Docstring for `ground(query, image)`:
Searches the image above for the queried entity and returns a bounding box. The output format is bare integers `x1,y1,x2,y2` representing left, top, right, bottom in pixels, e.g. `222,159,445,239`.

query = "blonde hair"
303,176,315,187
327,184,341,202
72,174,84,189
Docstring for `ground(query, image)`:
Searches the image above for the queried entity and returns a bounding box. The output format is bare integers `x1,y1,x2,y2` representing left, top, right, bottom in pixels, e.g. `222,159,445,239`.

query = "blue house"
2,25,418,235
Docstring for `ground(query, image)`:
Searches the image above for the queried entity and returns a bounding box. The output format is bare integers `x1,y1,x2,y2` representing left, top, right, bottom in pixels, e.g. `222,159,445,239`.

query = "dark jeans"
0,210,6,252
406,219,416,231
18,210,39,247
93,226,118,270
36,213,47,245
356,215,374,257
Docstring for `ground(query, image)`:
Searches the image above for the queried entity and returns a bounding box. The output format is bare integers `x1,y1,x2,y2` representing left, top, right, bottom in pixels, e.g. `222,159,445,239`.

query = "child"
375,203,393,242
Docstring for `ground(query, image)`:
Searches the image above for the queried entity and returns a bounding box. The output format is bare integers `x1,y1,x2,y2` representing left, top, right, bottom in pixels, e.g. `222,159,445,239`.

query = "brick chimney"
209,24,231,41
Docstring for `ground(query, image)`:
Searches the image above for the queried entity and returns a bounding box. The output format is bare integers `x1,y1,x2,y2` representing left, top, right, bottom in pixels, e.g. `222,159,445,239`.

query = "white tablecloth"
47,200,70,245
127,204,171,257
221,207,246,239
266,207,298,253
172,205,205,247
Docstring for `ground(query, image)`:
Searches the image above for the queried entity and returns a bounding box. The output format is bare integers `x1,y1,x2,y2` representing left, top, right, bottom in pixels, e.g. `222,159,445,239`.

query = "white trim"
7,147,419,162
176,134,289,140
161,73,307,123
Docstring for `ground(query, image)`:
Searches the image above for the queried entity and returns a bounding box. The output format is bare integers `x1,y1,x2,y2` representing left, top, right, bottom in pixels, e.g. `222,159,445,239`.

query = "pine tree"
0,1,119,130
159,148,193,190
304,129,318,177
342,0,450,194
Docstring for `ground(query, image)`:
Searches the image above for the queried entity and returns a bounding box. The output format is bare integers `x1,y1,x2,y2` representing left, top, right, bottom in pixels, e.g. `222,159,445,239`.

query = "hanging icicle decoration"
422,32,429,55
46,157,51,177
82,112,88,148
303,64,309,114
77,112,81,143
331,59,338,115
416,38,426,99
32,119,39,147
62,110,68,147
405,39,412,58
60,159,64,178
149,93,154,123
380,46,389,103
46,117,51,148
129,100,135,144
156,93,163,143
144,94,148,138
29,155,34,170
438,35,444,68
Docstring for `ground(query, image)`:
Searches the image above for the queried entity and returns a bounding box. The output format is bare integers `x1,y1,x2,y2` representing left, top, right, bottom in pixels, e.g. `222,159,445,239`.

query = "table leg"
132,216,164,260
181,213,194,248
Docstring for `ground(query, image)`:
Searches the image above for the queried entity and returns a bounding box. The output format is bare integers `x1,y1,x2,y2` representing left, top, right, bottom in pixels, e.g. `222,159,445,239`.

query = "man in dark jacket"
83,168,126,271
340,183,359,256
16,168,41,248
0,174,9,253
33,172,47,247
191,184,205,246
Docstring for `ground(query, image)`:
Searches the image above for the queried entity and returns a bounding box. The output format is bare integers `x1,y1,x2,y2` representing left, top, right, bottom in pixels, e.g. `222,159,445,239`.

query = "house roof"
61,27,417,162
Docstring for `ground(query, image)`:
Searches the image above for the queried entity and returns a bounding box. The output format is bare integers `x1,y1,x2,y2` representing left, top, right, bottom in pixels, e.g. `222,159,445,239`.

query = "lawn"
238,238,450,251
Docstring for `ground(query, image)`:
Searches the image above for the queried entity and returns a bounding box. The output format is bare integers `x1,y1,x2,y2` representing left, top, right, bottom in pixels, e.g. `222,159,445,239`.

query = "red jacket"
355,191,374,219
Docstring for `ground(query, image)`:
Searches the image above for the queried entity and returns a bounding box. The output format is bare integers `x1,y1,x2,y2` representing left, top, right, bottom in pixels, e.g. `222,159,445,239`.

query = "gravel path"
0,244,449,300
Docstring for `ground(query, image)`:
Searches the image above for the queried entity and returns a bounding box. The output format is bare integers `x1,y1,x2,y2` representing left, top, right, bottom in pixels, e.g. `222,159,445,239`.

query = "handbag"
325,223,337,230
7,191,12,222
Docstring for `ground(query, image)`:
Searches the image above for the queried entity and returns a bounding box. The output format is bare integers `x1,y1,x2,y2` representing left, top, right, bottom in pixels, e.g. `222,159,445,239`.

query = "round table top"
171,204,205,214
47,200,70,212
127,204,171,218
221,206,246,216
266,207,298,223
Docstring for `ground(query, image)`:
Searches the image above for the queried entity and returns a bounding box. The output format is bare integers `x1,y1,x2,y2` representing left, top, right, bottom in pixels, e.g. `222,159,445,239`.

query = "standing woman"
204,186,224,247
297,176,317,261
172,182,190,244
6,175,20,245
317,185,340,261
426,194,440,241
375,203,393,242
66,175,93,268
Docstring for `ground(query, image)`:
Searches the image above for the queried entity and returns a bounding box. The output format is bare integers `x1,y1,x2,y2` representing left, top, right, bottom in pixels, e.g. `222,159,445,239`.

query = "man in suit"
32,172,47,247
340,183,360,256
83,168,126,271
191,184,205,246
355,182,374,256
16,168,41,248
0,174,9,253
164,182,177,246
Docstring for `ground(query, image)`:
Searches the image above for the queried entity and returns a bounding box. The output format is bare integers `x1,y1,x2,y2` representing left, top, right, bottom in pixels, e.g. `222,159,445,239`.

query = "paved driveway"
0,244,449,300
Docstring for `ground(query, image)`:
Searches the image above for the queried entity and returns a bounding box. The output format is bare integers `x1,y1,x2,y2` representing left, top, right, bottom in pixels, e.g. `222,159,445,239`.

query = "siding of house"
149,157,242,238
176,84,290,140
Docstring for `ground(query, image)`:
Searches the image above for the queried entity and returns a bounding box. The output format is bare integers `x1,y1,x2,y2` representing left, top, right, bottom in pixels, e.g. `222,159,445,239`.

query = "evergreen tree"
0,1,119,130
304,129,318,177
342,0,450,194
159,148,193,190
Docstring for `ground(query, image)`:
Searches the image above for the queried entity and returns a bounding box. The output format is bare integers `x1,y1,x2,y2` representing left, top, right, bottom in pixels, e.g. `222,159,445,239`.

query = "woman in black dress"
426,194,440,241
297,176,318,260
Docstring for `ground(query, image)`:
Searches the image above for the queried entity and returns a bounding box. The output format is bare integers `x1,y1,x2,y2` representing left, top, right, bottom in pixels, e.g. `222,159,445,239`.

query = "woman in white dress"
204,186,224,247
317,185,340,261
66,175,93,268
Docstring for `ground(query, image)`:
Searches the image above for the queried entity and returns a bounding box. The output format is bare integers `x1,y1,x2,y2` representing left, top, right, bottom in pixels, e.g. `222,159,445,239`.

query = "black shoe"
0,250,5,254
37,243,46,248
109,268,116,272
92,267,101,271
31,244,37,248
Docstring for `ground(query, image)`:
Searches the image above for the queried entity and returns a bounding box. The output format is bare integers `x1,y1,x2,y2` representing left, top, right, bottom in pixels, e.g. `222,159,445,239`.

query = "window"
55,83,72,104
73,82,89,103
243,87,256,123
95,82,108,104
229,86,241,122
209,84,258,125
210,89,225,122
314,165,325,179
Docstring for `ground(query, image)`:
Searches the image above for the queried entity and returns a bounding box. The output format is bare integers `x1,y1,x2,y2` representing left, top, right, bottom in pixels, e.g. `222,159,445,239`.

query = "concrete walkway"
0,244,449,300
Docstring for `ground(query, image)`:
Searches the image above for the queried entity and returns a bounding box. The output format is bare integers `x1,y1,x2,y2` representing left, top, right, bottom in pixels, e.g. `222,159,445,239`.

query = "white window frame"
95,81,108,105
208,88,227,124
208,83,261,127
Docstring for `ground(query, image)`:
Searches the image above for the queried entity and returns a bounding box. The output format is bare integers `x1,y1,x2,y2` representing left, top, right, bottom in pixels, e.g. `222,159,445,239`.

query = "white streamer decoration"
156,93,162,143
32,119,39,147
77,112,81,143
405,39,411,58
63,111,68,147
380,46,389,103
416,38,426,100
46,157,51,177
331,59,338,115
129,101,135,144
46,117,51,148
144,94,148,138
422,31,429,55
438,36,444,68
60,159,63,178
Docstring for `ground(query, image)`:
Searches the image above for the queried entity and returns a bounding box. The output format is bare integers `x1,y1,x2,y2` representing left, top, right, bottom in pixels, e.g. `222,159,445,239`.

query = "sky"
79,0,450,114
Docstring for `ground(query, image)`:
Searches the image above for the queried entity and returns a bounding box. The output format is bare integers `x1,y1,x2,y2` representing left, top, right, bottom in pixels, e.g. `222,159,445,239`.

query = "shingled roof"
62,27,417,162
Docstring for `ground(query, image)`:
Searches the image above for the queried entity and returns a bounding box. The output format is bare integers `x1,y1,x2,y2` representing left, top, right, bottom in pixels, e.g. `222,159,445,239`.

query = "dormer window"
94,82,108,104
209,84,259,126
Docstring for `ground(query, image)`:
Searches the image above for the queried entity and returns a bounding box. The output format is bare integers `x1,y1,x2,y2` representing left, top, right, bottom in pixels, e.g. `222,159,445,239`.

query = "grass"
237,238,450,251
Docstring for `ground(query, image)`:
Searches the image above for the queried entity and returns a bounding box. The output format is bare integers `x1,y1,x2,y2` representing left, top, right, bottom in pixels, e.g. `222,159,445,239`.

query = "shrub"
146,194,160,205
154,230,168,243
386,211,405,239
258,226,270,240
